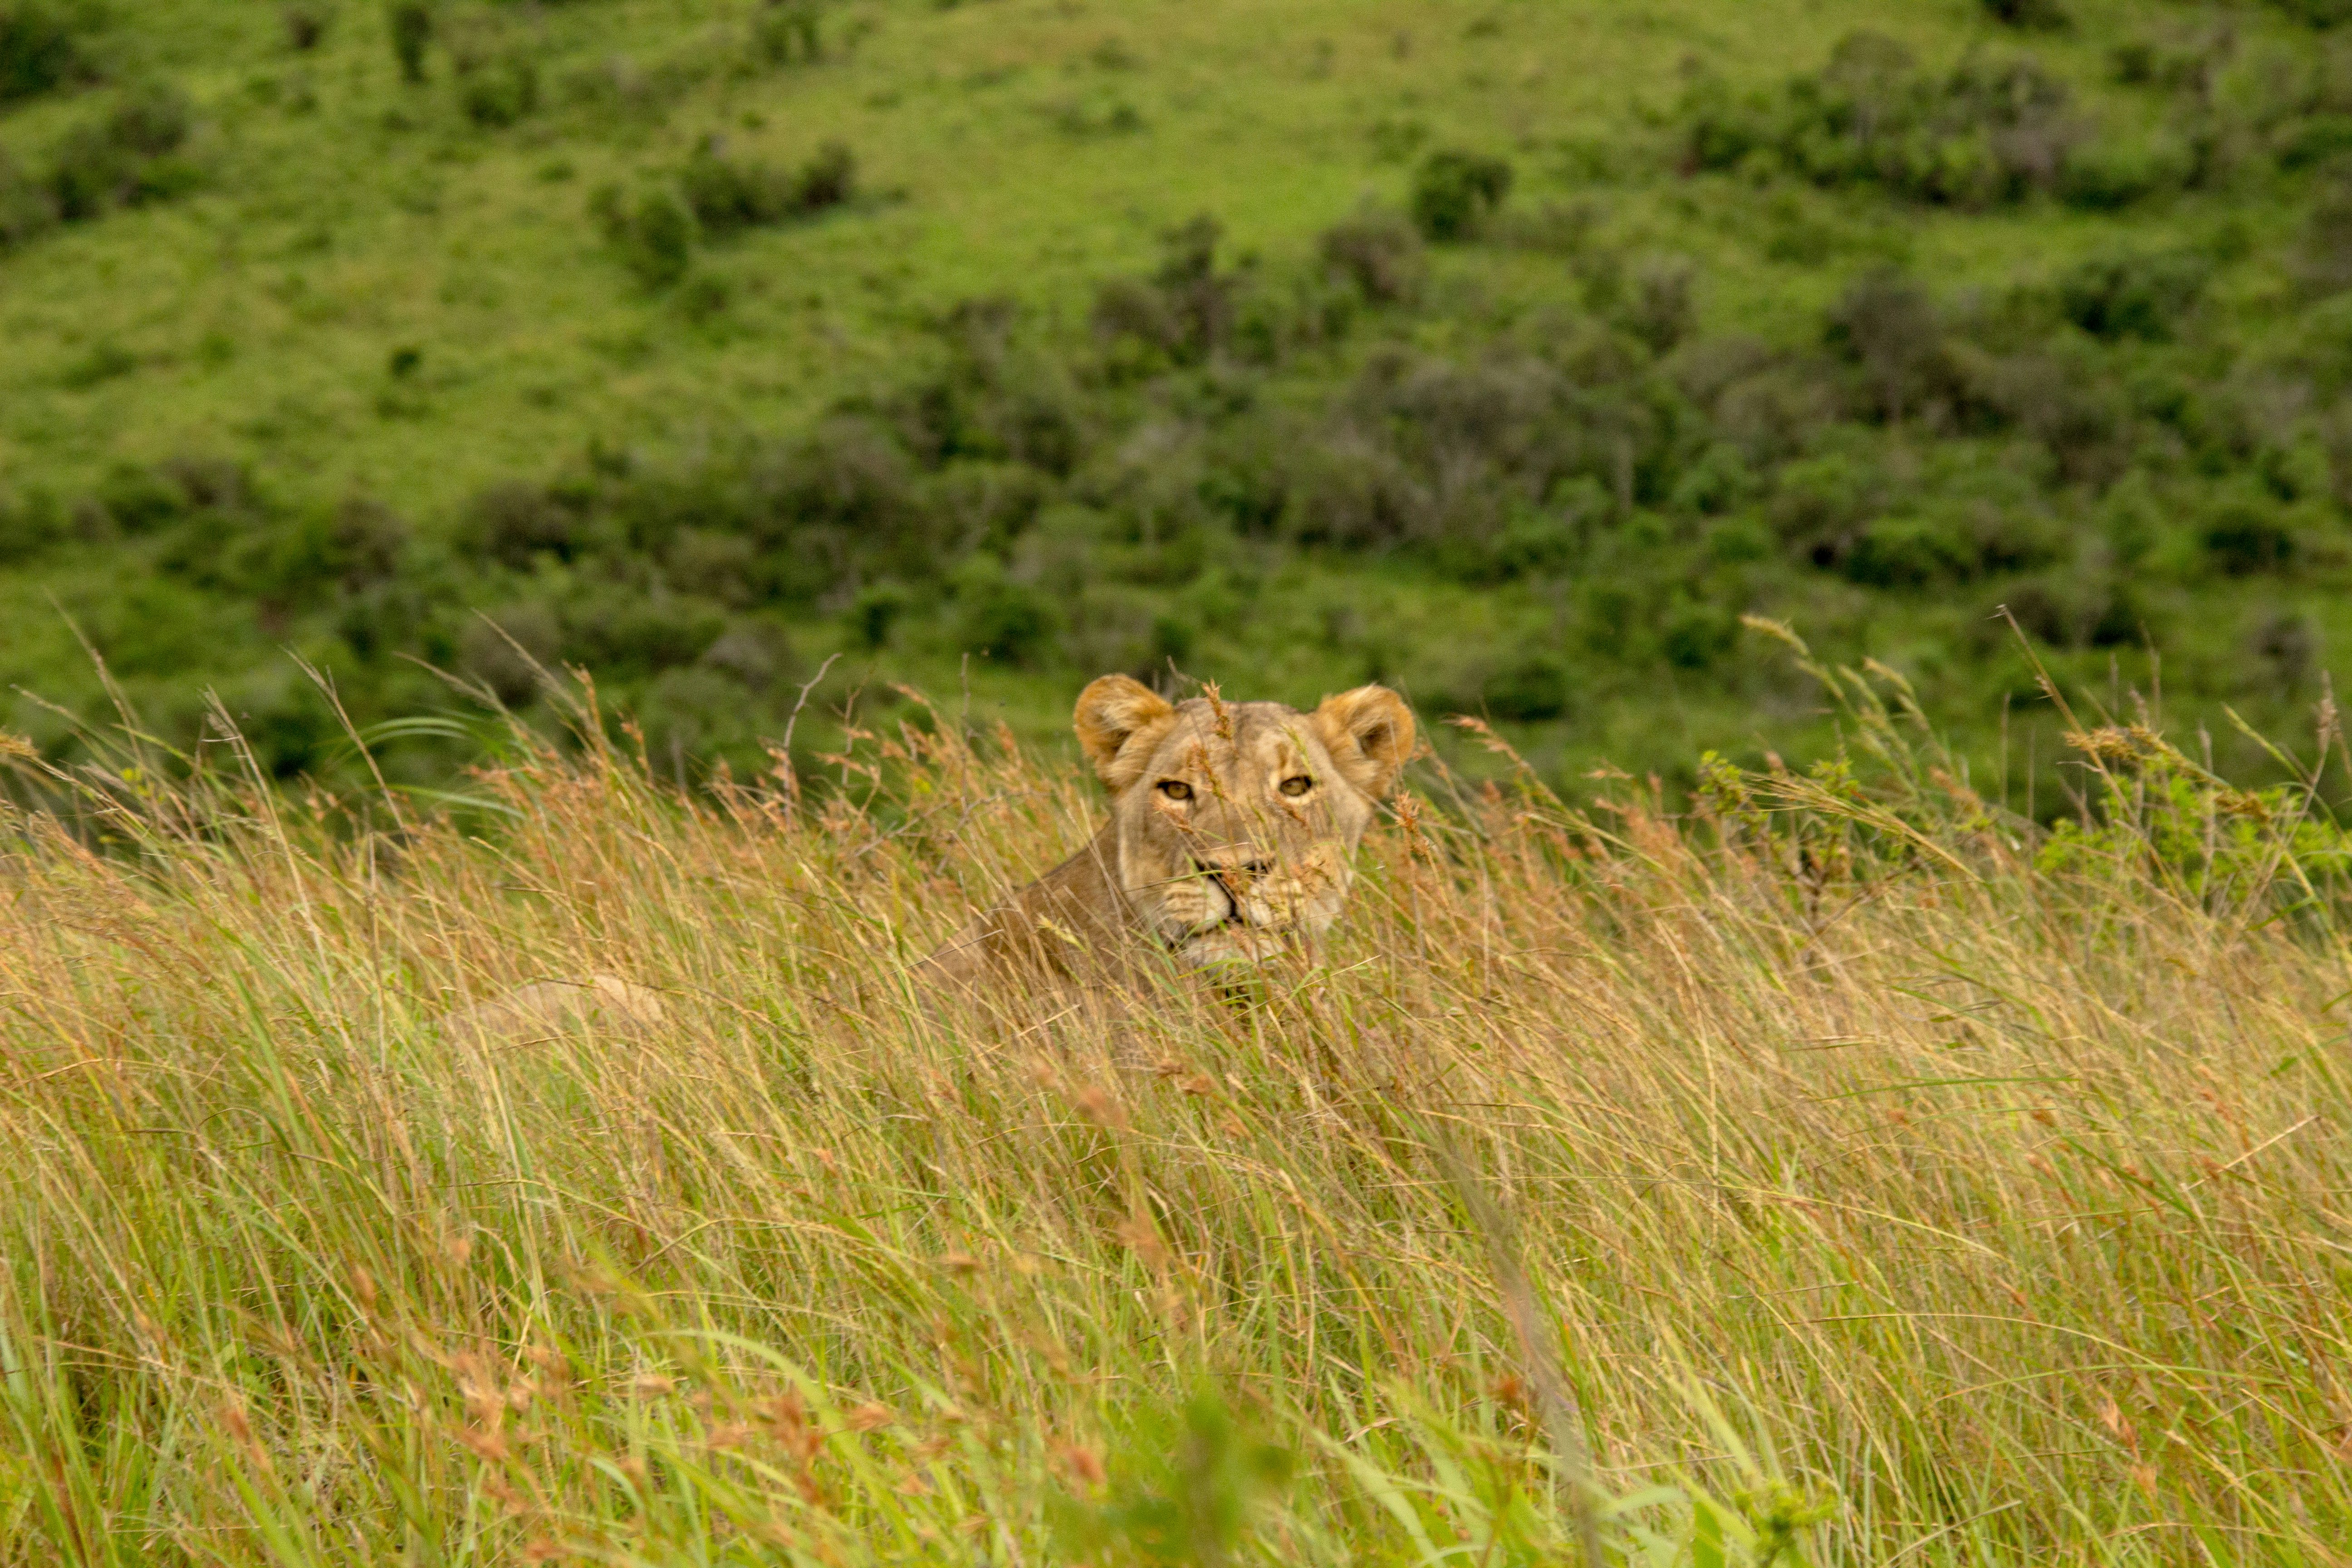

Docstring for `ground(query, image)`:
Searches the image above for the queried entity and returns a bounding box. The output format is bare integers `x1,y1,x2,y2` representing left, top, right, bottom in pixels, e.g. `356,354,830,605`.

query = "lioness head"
1072,675,1416,967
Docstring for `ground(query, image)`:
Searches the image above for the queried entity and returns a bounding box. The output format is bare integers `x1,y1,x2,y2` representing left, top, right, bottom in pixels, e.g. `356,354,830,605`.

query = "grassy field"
3,647,2350,1563
5,0,2352,803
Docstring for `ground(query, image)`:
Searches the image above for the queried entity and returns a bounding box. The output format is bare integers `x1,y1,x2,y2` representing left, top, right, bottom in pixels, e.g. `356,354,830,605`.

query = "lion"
922,675,1417,988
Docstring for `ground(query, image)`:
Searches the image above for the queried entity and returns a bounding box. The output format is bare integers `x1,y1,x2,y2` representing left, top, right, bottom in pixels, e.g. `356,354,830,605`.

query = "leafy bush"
676,138,854,236
795,139,855,210
754,0,821,66
2057,249,2209,341
0,0,97,104
952,560,1058,665
1678,34,2115,209
1627,256,1696,354
457,52,537,128
679,138,798,231
1478,651,1572,720
592,182,696,287
459,602,559,706
1410,148,1512,241
0,143,58,248
1825,267,1944,423
387,0,431,85
44,81,198,221
282,2,328,52
1981,0,2069,30
0,487,64,563
2202,498,2295,574
2303,159,2352,294
460,480,586,566
1091,214,1236,368
1318,208,1425,304
2267,0,2352,26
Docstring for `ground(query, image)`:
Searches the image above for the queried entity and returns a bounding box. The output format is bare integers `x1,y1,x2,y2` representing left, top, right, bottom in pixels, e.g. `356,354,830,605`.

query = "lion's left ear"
1074,674,1177,788
1311,685,1417,799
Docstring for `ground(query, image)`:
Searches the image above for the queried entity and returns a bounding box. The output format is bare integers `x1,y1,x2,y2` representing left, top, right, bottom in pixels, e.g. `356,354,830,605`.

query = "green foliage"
2269,0,2352,27
456,49,536,128
1980,0,2069,32
0,140,54,245
1410,147,1512,241
2035,724,2352,910
386,0,430,84
5,0,2352,807
1678,33,2143,209
282,2,328,53
1050,1390,1295,1564
591,180,695,286
15,80,199,231
754,0,821,66
2056,248,2208,341
1318,206,1424,304
0,0,96,104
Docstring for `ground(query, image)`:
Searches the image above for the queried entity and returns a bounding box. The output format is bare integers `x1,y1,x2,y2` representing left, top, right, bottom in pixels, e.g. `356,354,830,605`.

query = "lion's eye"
1279,775,1314,798
1156,780,1194,802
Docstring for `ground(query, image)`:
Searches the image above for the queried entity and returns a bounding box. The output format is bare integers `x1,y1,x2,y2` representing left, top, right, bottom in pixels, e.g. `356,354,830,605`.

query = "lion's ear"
1312,686,1417,799
1073,675,1177,788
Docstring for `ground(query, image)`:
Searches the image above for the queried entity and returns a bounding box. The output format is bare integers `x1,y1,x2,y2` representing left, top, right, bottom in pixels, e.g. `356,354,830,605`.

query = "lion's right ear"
1073,675,1176,788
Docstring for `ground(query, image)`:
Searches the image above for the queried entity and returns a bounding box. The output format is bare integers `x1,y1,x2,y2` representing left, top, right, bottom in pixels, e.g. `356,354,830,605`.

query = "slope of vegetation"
1,0,2352,799
3,654,2349,1563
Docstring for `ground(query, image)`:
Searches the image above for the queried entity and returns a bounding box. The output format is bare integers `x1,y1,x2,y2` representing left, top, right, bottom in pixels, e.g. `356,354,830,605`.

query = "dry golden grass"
1,666,2347,1565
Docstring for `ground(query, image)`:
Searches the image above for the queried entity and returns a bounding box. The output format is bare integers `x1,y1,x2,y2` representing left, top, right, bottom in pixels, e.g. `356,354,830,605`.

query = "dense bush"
679,137,855,232
0,0,97,104
29,81,200,229
754,0,821,66
1410,148,1512,241
387,0,431,84
1091,214,1239,370
282,2,328,52
1318,207,1425,304
592,182,696,286
1677,33,2166,210
2056,249,2209,340
15,43,2352,794
1981,0,2069,31
457,51,538,128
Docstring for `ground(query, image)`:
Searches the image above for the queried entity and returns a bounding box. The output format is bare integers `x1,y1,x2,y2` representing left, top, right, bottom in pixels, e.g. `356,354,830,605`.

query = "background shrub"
593,182,696,286
43,82,198,224
1318,208,1425,304
0,0,97,105
1981,0,2071,31
282,2,329,52
458,52,537,128
754,0,821,66
0,143,57,247
2057,249,2209,341
1410,148,1512,241
387,0,431,85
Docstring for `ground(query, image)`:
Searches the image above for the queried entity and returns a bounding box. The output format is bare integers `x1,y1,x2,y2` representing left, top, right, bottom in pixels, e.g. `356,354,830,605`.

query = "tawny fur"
923,676,1416,988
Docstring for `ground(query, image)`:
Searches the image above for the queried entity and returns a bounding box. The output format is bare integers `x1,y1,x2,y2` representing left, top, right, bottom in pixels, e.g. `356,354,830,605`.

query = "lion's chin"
1168,925,1294,968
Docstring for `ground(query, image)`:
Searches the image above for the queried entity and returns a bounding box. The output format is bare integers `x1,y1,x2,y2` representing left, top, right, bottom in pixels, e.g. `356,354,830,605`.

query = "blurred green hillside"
5,0,2352,799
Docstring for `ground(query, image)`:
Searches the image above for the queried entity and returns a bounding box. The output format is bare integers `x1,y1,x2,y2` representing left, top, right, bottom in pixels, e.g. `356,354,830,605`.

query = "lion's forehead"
1141,702,1328,779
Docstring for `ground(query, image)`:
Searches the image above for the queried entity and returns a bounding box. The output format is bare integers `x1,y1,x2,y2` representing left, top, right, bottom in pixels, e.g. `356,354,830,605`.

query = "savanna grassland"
5,0,2352,797
3,650,2352,1565
8,1,2352,1563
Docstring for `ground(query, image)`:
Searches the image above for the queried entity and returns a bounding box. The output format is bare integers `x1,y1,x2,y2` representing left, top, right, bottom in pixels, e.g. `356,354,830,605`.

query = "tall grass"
1,650,2349,1564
